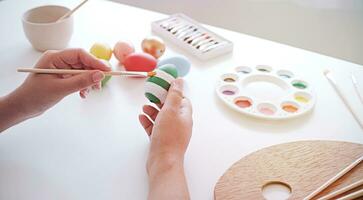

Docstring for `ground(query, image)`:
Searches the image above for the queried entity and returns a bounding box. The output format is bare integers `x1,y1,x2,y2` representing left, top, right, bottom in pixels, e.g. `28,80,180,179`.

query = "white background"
0,0,362,199
113,0,363,65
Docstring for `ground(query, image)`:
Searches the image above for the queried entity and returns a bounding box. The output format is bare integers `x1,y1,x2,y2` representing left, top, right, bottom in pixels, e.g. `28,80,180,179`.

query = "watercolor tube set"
152,13,233,60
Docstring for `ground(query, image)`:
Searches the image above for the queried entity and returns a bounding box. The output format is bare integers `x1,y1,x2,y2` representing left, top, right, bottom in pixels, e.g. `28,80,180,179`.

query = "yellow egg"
90,42,113,61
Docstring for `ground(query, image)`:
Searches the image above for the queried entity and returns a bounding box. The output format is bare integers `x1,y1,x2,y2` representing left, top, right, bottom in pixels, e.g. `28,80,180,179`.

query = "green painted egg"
144,64,178,104
99,59,112,87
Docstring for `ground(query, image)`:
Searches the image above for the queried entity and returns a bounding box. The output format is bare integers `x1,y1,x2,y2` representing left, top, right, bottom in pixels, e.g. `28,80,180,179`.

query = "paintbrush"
304,155,363,200
351,73,363,105
17,68,156,77
317,179,363,200
56,0,89,22
323,70,363,129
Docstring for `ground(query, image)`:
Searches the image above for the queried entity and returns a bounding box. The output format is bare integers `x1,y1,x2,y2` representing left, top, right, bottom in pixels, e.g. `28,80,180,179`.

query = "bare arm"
0,93,29,132
0,48,110,132
147,156,189,200
139,79,192,200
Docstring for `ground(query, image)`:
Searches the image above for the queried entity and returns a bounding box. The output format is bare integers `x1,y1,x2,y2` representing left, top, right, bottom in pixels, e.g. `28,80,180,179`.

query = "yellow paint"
295,96,309,103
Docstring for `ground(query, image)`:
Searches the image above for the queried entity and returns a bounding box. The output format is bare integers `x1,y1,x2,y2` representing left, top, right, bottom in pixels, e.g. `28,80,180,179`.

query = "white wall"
111,0,363,65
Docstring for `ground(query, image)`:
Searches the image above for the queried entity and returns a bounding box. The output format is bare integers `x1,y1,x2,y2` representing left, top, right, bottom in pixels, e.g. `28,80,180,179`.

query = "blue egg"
157,55,191,77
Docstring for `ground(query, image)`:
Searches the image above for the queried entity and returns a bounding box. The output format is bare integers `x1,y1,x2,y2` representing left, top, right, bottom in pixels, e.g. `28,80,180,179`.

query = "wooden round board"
214,141,363,200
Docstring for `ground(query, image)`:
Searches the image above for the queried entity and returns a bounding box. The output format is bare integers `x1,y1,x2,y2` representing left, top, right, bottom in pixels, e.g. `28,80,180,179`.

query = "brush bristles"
147,71,156,77
323,70,330,76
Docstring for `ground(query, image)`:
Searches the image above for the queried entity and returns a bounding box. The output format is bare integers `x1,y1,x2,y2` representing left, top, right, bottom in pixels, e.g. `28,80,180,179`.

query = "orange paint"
283,105,298,113
235,99,252,108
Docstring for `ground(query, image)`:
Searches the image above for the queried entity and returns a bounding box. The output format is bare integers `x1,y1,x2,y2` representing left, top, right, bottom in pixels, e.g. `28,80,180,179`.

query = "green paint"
101,75,112,87
145,92,161,104
147,76,170,90
159,64,178,78
279,74,291,79
239,70,250,74
292,82,307,89
258,68,269,72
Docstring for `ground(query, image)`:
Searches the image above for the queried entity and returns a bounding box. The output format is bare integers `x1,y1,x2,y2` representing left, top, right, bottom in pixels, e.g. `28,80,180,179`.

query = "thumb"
61,70,104,94
164,78,184,108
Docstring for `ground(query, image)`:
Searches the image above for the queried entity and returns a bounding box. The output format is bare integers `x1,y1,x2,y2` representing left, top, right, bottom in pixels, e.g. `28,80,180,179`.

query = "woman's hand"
139,79,193,200
0,48,110,132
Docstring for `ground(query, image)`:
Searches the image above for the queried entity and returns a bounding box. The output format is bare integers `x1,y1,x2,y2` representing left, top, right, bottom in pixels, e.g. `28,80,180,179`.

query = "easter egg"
99,59,112,87
90,42,113,61
123,52,157,72
157,55,191,77
113,41,135,63
144,64,178,104
101,75,112,87
141,36,166,59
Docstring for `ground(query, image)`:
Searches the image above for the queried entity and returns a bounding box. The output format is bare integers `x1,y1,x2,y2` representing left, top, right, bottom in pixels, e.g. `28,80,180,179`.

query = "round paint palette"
216,65,316,119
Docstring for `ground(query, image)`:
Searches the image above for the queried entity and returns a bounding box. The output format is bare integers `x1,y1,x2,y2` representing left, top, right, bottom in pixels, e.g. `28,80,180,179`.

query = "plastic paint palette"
216,65,316,120
152,13,233,60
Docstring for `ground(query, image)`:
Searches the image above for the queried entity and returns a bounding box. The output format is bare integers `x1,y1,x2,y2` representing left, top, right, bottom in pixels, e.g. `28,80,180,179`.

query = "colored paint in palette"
216,65,316,119
152,13,233,60
235,97,252,108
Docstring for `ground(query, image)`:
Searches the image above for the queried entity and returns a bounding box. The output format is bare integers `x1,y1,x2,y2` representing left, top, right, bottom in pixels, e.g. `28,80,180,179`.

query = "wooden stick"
17,68,155,77
317,179,363,200
324,70,363,129
337,189,363,200
303,155,363,200
56,0,89,22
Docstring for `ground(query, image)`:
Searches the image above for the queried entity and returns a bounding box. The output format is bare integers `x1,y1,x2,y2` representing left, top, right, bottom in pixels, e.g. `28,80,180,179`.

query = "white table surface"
0,0,362,199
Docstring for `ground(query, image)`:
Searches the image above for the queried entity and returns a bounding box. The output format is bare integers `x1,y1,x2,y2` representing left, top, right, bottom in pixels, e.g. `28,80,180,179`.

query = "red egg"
123,52,157,72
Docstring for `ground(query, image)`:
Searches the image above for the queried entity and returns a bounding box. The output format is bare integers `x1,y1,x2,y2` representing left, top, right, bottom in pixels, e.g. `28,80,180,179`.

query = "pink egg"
113,41,135,63
123,52,157,72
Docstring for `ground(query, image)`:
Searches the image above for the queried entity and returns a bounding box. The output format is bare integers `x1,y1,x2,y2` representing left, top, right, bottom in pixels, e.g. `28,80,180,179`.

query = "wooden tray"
214,141,363,199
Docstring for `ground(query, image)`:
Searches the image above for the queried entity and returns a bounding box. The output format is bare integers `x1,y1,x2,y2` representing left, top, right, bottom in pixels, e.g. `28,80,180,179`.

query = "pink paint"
259,107,275,115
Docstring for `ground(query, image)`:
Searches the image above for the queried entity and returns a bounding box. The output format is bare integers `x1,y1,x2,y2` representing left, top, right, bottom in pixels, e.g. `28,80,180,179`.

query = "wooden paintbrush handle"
318,179,363,200
57,0,89,22
17,68,152,77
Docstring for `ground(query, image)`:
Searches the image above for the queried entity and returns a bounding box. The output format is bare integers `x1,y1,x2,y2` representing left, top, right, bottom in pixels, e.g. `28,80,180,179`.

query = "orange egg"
141,36,166,59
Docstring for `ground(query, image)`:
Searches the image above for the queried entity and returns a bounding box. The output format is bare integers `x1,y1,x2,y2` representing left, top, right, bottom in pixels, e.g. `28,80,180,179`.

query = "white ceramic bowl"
22,5,73,51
